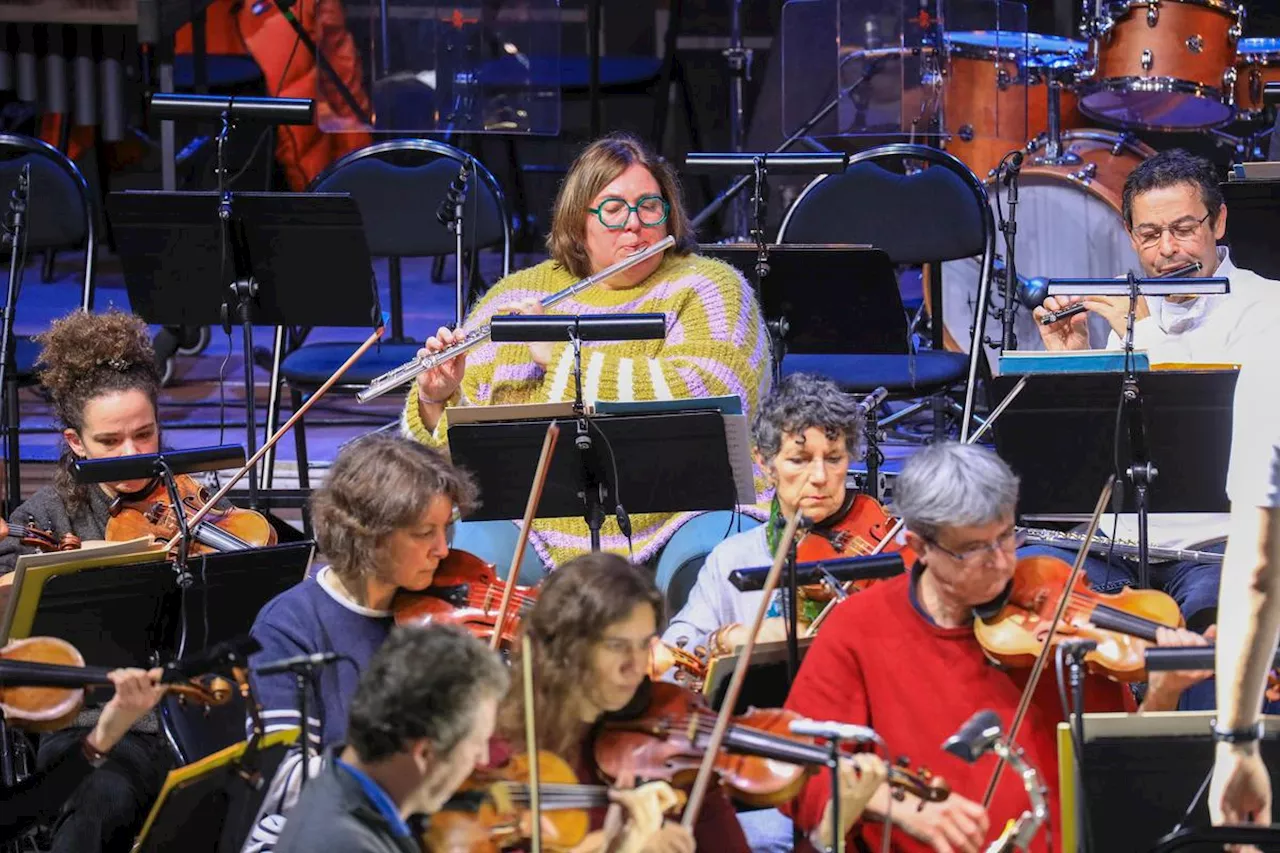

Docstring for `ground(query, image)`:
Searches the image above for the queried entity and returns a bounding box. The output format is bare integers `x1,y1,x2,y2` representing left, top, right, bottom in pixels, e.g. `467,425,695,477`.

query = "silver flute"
356,235,676,403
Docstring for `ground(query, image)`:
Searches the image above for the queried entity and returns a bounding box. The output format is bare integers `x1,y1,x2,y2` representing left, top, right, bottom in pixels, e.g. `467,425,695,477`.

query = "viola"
393,549,538,650
973,554,1184,683
105,474,278,555
0,635,234,732
592,680,949,808
795,494,917,602
0,519,81,554
425,750,686,853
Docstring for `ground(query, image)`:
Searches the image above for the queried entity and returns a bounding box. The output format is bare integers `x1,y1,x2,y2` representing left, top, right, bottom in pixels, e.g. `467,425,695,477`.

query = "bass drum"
938,130,1155,374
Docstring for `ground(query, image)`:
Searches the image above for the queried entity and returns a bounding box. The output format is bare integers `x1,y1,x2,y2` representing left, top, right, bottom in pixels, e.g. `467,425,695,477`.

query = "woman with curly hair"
0,309,164,574
0,309,172,853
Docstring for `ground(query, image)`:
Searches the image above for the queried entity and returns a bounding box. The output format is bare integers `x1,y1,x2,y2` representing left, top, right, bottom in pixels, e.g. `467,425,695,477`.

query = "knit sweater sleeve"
543,256,770,414
401,264,556,450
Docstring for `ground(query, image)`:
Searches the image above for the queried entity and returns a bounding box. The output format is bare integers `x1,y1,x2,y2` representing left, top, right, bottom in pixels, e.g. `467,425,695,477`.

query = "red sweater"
782,571,1132,853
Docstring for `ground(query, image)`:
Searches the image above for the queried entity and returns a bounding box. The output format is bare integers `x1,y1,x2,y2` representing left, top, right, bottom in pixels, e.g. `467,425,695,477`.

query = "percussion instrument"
937,129,1154,371
943,31,1087,180
1079,0,1243,130
1232,37,1280,119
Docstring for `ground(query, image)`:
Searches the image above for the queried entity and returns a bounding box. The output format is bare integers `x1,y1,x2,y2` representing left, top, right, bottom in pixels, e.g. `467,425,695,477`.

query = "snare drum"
944,31,1086,179
1080,0,1242,130
937,130,1155,372
1233,38,1280,118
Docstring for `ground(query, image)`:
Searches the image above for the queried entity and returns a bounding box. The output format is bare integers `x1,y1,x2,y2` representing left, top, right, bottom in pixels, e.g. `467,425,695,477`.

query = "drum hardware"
1141,49,1154,71
1147,0,1159,28
1187,35,1203,53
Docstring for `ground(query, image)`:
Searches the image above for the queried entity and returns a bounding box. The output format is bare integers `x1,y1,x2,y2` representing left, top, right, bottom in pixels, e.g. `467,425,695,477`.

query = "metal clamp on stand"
944,710,1049,853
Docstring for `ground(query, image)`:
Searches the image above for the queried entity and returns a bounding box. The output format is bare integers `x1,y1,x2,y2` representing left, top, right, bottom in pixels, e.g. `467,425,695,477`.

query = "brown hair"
310,433,479,583
545,132,696,278
35,310,161,514
499,552,663,759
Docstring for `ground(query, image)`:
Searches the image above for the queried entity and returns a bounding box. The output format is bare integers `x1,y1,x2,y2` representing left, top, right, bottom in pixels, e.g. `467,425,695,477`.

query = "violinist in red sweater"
783,442,1215,853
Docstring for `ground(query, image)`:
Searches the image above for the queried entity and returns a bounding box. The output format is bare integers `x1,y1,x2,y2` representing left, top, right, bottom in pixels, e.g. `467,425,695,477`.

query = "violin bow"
806,376,1031,637
490,421,560,652
521,633,542,853
680,508,808,830
164,326,385,551
979,474,1114,809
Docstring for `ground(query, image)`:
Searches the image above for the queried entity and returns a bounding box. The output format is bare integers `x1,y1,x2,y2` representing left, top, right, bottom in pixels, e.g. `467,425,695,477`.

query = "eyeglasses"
925,528,1025,565
1132,211,1212,249
587,195,670,230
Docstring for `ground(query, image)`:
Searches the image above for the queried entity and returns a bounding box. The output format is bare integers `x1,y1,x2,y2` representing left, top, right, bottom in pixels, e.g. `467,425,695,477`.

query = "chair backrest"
776,144,992,265
0,133,97,310
308,139,512,276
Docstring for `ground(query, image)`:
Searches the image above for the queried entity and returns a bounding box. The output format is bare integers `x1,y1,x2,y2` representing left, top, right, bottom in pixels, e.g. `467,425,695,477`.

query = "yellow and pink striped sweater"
402,250,772,568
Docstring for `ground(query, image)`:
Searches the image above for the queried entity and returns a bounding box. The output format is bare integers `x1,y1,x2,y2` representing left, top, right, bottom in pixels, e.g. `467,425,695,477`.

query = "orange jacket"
175,0,372,189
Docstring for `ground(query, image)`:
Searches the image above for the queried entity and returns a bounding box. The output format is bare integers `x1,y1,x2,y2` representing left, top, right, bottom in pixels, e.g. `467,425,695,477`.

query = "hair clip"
106,357,129,371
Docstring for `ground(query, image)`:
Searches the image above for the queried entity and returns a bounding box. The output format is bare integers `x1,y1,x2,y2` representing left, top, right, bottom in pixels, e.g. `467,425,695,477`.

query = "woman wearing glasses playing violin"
403,132,771,584
1028,149,1280,712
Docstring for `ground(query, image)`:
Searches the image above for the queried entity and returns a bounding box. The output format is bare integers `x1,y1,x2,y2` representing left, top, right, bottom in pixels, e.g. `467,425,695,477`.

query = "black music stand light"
106,190,380,507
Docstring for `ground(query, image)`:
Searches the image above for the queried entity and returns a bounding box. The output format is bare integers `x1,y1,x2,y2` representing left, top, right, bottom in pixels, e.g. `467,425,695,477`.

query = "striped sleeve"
545,258,771,414
248,617,324,750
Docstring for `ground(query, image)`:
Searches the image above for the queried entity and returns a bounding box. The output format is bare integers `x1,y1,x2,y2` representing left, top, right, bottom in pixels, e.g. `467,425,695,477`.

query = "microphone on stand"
255,651,342,676
1001,150,1024,187
436,159,472,229
856,387,889,416
789,718,883,744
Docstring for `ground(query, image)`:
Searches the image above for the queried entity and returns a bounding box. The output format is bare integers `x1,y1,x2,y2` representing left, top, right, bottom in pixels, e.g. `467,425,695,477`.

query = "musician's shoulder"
680,251,749,287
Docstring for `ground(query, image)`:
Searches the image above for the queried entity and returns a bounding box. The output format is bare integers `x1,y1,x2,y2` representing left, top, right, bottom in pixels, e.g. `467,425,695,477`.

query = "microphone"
789,718,883,744
161,635,262,683
254,651,342,676
1000,151,1024,187
857,387,889,416
436,158,472,228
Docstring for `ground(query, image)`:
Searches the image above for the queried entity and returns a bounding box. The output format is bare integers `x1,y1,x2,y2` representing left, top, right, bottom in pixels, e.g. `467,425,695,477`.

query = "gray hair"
751,373,865,461
892,443,1020,540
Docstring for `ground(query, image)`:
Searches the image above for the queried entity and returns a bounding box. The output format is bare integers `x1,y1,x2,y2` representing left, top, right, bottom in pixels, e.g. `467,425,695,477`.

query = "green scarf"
766,496,823,624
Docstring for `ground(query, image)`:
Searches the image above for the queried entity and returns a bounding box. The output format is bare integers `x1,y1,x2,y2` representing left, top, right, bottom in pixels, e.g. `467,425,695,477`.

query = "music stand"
447,404,755,551
5,542,314,667
106,190,381,506
699,244,898,373
987,369,1237,520
701,638,814,714
1058,712,1280,853
132,728,302,853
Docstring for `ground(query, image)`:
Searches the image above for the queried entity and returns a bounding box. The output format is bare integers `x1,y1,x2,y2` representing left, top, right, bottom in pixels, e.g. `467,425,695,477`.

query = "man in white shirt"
1210,356,1280,833
1026,149,1280,709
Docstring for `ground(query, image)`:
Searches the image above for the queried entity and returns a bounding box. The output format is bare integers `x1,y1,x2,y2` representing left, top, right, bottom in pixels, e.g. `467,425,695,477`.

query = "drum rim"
945,31,1087,65
1077,76,1235,130
1109,0,1241,16
1025,127,1158,160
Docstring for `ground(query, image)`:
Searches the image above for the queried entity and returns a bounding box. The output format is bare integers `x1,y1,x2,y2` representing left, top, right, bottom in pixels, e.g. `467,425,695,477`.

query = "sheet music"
722,413,756,505
0,537,161,644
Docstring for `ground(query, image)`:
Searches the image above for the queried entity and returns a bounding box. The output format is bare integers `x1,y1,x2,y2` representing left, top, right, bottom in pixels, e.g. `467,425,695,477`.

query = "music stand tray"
987,370,1238,519
131,727,301,853
447,404,755,523
701,638,814,714
5,542,314,669
107,191,380,330
699,244,906,355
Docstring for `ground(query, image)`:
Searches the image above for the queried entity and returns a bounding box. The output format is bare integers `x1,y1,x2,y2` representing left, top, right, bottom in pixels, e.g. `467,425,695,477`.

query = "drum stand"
1028,67,1082,169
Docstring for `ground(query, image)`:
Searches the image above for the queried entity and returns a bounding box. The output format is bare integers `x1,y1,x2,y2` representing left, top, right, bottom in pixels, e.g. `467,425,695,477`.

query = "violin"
425,750,676,853
105,473,277,555
0,519,81,553
393,549,538,650
795,494,917,603
592,680,949,808
0,635,234,731
974,554,1184,683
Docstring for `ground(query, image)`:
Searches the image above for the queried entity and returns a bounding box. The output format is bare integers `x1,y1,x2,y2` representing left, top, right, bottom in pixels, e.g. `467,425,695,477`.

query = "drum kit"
933,1,1278,371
